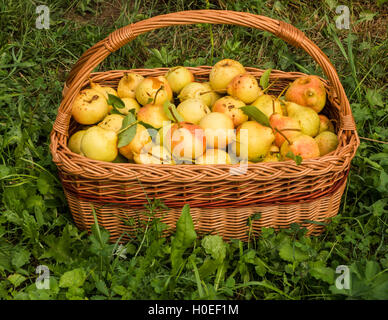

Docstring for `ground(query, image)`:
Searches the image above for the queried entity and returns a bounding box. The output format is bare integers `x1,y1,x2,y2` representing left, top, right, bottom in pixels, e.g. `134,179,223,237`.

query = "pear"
202,82,222,107
285,75,326,113
195,149,232,165
135,76,173,106
80,126,118,162
176,98,211,124
209,59,246,93
165,66,194,94
251,94,283,118
117,72,144,99
134,143,174,164
119,124,151,160
72,89,109,125
315,131,339,156
90,81,117,99
269,113,302,147
262,145,280,162
98,114,124,133
167,122,206,162
89,82,118,113
212,96,248,127
280,134,320,160
178,82,208,103
137,103,170,129
285,101,320,137
119,97,141,115
318,115,335,134
226,73,263,104
68,130,86,155
232,121,275,162
199,112,235,149
154,122,173,148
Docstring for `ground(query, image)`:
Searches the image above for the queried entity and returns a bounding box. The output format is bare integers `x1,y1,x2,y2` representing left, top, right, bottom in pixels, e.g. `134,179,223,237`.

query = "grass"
0,0,387,300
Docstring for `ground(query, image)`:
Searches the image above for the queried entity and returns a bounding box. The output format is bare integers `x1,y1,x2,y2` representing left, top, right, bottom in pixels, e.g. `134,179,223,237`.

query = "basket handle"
54,10,357,136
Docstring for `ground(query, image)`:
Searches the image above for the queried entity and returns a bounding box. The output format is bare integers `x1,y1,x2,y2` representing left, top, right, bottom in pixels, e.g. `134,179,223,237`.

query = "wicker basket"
50,10,359,242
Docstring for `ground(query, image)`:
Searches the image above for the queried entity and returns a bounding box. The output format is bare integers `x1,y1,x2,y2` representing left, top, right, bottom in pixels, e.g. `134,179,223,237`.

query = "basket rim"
50,66,358,184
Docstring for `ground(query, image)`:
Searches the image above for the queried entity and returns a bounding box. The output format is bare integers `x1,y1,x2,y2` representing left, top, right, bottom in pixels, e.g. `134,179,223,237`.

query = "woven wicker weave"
50,10,359,241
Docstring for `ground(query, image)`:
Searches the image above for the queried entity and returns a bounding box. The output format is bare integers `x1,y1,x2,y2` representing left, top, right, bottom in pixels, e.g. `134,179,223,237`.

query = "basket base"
63,178,346,242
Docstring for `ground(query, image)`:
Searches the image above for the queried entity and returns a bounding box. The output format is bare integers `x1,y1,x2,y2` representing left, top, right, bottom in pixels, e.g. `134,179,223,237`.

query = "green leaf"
163,100,184,123
278,240,309,262
12,248,31,269
8,273,27,287
170,204,197,274
366,89,384,107
59,268,87,288
260,68,272,89
201,235,226,263
241,105,270,127
96,280,109,296
117,112,137,148
36,173,52,195
308,261,335,284
0,165,10,178
286,151,303,165
107,94,125,109
365,260,380,281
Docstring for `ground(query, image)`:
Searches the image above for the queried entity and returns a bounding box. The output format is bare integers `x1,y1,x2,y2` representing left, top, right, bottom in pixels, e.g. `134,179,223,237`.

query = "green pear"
285,101,320,137
68,130,86,155
315,131,339,156
80,126,118,162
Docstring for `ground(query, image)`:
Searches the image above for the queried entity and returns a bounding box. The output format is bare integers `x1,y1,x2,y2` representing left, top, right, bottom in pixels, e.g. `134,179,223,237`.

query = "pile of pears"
68,58,339,165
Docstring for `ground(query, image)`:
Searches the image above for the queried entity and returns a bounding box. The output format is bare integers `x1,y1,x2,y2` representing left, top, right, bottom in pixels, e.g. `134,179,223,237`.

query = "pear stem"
262,78,279,93
118,120,139,135
153,85,164,105
277,83,290,100
274,128,292,145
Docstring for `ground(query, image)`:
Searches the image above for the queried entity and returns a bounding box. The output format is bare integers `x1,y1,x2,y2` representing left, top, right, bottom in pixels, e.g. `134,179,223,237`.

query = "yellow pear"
137,103,170,129
262,145,280,162
209,59,246,92
98,114,124,133
178,82,208,103
80,126,118,162
318,115,335,134
212,96,248,127
135,76,173,106
117,72,144,99
119,124,151,160
165,66,194,94
285,101,320,137
315,131,339,156
72,89,109,125
199,112,235,149
154,122,173,148
232,121,275,162
133,143,174,164
280,134,320,160
177,98,211,124
90,81,117,99
202,82,222,107
251,94,283,118
68,130,86,155
226,73,263,104
195,149,232,165
119,97,140,115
